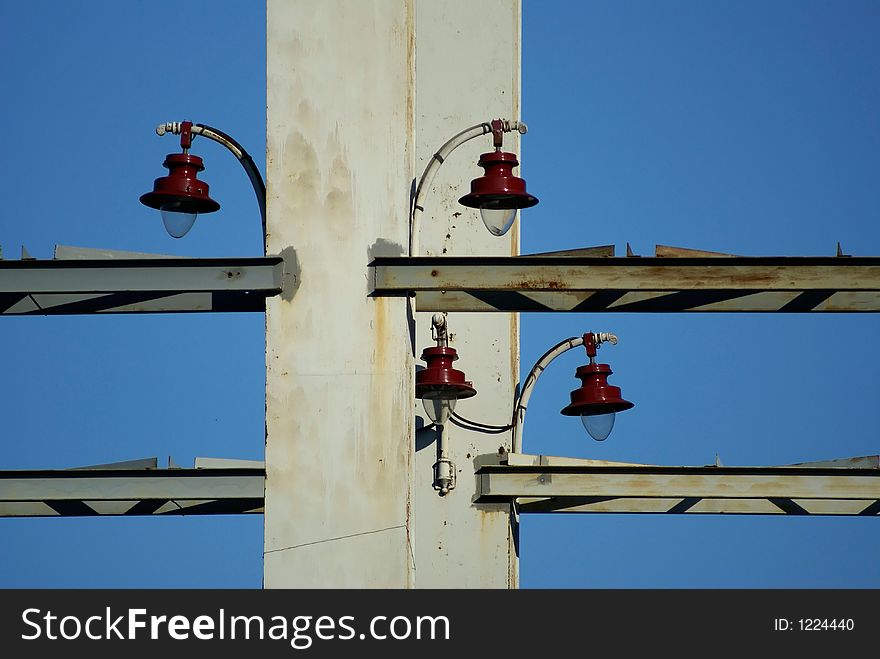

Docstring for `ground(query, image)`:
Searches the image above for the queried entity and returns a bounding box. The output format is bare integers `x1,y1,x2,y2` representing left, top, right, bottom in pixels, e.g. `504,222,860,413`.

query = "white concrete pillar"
264,0,521,588
264,0,415,587
411,0,521,588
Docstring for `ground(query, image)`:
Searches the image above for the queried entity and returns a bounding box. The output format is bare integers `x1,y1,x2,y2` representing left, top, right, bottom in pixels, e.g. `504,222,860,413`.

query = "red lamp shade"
560,363,634,417
415,346,477,401
140,153,220,216
458,151,538,212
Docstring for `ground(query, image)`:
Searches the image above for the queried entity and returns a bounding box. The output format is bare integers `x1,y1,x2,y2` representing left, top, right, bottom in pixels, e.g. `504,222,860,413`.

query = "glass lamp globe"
160,205,198,238
422,396,456,425
480,207,517,236
581,412,615,442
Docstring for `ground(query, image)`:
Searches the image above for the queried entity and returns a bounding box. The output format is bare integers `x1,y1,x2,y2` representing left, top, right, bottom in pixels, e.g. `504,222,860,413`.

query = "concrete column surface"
264,0,521,588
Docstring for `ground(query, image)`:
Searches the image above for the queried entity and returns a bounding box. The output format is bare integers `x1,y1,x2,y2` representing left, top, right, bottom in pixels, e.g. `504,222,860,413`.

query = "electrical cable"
451,410,512,431
449,415,510,435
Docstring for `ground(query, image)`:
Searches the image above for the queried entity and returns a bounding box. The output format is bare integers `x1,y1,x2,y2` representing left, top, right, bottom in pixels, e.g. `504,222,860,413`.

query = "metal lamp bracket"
433,457,457,495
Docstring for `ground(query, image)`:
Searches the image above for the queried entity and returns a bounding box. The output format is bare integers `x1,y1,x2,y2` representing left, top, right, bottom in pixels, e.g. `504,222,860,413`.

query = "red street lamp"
409,118,539,255
415,314,476,425
559,332,634,441
141,121,267,254
458,133,538,237
511,331,633,450
415,314,476,496
408,123,621,485
140,121,219,239
415,324,632,492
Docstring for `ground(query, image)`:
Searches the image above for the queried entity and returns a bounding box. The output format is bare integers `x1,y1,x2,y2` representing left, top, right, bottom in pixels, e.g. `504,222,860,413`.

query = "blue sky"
1,1,878,588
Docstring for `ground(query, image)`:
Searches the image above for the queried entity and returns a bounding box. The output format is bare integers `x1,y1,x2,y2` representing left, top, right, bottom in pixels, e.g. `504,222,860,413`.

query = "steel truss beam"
0,466,265,517
474,454,880,516
0,256,283,314
6,452,878,517
371,256,880,312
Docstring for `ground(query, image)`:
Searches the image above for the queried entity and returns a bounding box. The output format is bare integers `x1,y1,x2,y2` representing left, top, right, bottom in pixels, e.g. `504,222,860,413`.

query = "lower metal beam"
475,454,880,516
0,467,265,517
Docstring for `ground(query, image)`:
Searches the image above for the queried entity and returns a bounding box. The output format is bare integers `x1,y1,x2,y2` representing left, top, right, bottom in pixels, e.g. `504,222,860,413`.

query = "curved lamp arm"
409,118,527,257
510,333,618,454
156,121,267,256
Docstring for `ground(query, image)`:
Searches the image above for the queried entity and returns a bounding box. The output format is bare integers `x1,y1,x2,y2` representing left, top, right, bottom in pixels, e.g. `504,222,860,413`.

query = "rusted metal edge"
520,244,615,258
655,244,739,258
495,452,880,470
487,464,880,515
409,290,880,312
474,464,880,511
475,464,880,478
372,256,880,292
371,255,880,268
371,256,880,312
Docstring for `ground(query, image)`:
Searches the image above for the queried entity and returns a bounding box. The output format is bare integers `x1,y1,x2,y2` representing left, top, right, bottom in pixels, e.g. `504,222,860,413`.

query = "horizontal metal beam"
0,256,283,314
371,256,880,312
0,467,265,517
475,454,880,516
